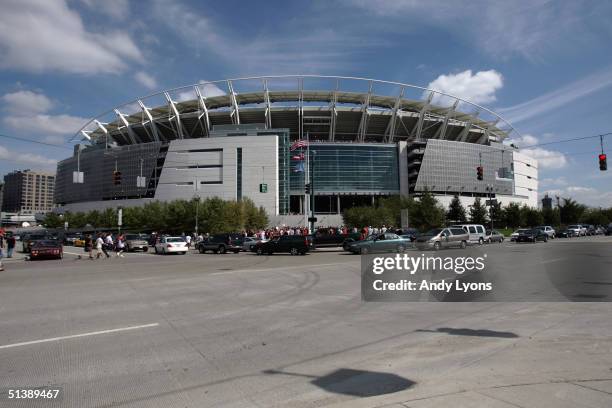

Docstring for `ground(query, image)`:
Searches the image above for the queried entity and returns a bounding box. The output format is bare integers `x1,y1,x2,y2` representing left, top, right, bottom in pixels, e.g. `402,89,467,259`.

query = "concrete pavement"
0,237,611,407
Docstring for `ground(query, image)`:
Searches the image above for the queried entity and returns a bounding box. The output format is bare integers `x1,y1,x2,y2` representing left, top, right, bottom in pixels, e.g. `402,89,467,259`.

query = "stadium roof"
74,75,519,146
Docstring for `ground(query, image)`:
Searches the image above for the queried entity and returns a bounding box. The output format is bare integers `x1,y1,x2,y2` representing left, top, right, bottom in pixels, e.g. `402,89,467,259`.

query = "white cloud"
344,0,611,60
134,71,158,90
506,134,568,170
540,177,568,187
0,0,143,74
542,186,612,208
425,70,503,106
150,0,377,74
79,0,130,20
176,81,227,102
1,90,53,114
498,68,612,124
2,90,87,138
0,145,57,168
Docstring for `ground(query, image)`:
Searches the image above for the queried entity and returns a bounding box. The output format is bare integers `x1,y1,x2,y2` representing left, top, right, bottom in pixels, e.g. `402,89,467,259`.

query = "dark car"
197,233,243,254
516,228,548,243
29,240,63,260
313,231,361,248
606,225,612,236
22,233,53,253
556,228,576,238
255,235,311,255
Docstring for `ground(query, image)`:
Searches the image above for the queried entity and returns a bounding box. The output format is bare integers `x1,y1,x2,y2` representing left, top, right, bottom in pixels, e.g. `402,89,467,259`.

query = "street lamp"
194,196,200,237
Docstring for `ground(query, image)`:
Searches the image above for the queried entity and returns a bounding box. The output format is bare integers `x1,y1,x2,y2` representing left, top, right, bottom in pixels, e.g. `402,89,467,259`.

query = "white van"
452,224,487,244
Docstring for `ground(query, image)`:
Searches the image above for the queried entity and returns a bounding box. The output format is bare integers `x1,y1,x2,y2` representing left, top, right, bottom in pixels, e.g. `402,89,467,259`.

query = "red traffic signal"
599,154,607,171
476,166,484,180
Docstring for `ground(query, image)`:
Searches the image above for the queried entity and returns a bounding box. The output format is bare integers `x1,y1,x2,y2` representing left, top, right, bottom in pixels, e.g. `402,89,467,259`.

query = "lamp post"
194,196,200,237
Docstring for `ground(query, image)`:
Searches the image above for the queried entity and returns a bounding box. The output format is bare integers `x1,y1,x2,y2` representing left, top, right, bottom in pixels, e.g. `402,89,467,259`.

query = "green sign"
260,183,268,193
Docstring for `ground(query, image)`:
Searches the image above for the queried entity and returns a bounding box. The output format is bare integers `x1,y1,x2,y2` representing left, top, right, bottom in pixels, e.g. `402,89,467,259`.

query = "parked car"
485,229,504,243
451,224,486,244
516,228,549,243
255,235,312,255
536,225,556,239
313,231,361,248
606,225,612,236
242,236,268,252
414,228,469,250
567,225,584,236
510,229,530,242
556,228,576,238
347,232,412,254
585,225,597,236
124,234,149,252
21,233,54,253
197,233,243,254
154,236,188,254
29,240,63,260
63,233,82,246
397,228,420,242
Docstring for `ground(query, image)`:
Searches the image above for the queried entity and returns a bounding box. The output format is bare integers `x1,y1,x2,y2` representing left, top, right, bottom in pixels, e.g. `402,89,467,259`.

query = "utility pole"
194,196,200,237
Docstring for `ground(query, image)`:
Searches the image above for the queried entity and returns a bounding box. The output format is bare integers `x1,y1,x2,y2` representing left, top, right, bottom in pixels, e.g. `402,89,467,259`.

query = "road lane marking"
539,258,566,264
0,323,159,350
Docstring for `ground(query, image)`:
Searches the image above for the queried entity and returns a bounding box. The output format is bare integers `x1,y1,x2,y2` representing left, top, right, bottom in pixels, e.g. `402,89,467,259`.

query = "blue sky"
1,0,612,206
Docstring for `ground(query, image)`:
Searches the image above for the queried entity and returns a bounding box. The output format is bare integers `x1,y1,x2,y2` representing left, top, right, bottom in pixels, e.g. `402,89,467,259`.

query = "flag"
290,139,308,151
293,162,305,172
292,153,305,161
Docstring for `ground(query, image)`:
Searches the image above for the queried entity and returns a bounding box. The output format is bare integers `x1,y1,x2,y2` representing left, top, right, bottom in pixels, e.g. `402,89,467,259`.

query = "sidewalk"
327,303,612,408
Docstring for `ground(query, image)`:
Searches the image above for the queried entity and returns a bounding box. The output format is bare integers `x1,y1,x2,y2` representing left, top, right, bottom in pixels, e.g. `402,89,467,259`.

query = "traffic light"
476,166,484,180
599,154,607,171
112,171,122,185
305,183,311,194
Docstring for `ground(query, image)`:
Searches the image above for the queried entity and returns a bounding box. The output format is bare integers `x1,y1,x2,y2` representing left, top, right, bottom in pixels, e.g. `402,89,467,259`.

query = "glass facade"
289,144,399,194
236,147,243,200
414,139,514,196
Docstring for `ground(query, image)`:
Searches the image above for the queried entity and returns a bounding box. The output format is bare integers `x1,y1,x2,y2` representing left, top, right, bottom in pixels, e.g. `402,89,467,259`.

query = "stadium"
54,75,538,225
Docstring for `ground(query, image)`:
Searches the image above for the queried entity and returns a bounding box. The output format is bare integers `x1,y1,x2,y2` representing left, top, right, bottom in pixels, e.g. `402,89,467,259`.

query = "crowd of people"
81,232,126,260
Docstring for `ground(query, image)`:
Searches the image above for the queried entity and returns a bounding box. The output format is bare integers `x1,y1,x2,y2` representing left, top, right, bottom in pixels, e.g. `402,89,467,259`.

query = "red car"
30,240,63,260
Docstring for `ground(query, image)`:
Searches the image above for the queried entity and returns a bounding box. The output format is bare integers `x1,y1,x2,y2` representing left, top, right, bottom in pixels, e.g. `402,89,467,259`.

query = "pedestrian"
185,234,192,248
95,234,106,259
7,233,16,258
0,233,4,271
116,234,125,257
84,234,94,259
104,233,113,257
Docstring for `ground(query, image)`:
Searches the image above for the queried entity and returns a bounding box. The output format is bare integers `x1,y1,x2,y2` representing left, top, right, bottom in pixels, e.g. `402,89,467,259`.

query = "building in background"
54,76,538,226
1,170,56,214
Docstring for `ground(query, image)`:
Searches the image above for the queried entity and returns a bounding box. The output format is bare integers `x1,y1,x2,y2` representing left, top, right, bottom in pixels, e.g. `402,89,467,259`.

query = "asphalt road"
1,236,612,407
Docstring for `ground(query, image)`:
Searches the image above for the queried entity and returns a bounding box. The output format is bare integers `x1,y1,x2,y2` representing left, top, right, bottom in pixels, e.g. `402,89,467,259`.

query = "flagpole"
304,132,309,230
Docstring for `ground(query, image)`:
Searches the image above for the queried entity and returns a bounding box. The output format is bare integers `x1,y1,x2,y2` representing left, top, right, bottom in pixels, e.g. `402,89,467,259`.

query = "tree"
43,213,63,228
411,190,445,230
446,195,467,223
469,197,488,225
580,208,609,226
522,205,543,227
542,207,560,226
559,198,585,224
503,203,523,228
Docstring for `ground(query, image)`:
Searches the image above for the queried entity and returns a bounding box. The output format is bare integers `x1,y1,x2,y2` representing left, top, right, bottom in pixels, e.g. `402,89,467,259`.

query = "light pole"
194,196,200,237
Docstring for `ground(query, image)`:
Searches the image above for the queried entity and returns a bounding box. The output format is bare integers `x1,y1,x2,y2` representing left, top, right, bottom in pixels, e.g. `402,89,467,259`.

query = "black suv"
255,235,312,255
197,233,243,254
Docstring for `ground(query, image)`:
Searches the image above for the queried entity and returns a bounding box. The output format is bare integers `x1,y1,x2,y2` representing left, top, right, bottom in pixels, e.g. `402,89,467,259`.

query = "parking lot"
1,236,612,407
